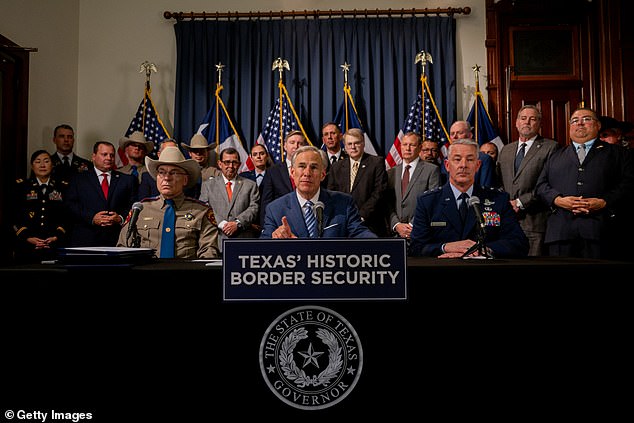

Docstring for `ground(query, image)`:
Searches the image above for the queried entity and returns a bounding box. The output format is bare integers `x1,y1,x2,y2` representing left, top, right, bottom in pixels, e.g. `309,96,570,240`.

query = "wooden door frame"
0,34,35,264
483,0,625,144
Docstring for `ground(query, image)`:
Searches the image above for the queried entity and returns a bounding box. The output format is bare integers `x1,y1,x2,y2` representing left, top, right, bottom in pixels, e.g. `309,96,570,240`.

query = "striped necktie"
514,143,526,174
350,161,359,190
303,200,317,238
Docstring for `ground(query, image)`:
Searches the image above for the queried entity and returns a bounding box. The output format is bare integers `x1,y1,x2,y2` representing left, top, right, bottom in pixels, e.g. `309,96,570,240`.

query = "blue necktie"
303,200,317,238
514,143,526,174
458,193,469,223
160,199,175,258
131,165,138,179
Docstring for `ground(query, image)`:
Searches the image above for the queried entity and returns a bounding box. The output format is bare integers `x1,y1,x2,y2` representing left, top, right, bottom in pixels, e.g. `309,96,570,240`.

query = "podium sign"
223,239,407,301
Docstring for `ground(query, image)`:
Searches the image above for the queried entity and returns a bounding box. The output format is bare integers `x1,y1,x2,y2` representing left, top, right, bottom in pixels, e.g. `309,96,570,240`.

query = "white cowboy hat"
145,146,201,189
118,131,155,154
181,133,216,151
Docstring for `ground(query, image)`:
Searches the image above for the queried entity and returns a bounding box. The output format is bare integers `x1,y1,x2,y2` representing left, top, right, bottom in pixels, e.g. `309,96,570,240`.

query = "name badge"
430,221,447,227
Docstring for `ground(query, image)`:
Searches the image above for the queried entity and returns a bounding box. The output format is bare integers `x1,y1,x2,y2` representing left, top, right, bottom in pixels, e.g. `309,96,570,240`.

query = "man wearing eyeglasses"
199,147,260,251
536,107,634,259
117,146,220,258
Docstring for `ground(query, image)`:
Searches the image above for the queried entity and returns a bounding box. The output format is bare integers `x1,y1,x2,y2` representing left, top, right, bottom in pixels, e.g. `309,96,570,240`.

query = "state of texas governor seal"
259,305,363,410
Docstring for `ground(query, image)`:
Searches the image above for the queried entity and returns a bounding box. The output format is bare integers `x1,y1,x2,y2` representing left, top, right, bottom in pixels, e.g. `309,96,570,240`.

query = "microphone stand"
126,225,141,248
461,223,493,259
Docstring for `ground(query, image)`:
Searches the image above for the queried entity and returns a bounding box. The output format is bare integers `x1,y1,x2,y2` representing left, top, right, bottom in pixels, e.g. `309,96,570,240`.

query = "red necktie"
101,173,109,199
401,164,411,196
226,181,233,201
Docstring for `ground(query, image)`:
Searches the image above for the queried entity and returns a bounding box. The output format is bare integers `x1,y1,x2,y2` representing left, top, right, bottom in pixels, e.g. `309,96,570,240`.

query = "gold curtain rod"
163,7,471,21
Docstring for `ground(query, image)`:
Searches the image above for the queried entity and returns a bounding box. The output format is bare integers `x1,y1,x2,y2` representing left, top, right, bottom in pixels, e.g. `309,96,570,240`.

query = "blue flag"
196,91,251,173
467,93,504,151
333,89,378,156
121,88,171,166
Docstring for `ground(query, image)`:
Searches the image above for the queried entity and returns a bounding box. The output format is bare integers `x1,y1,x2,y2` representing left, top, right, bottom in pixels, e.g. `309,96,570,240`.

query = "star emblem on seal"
259,305,363,410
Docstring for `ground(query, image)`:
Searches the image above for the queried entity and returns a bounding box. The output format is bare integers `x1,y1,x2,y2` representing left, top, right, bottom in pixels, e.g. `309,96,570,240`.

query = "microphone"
313,201,325,238
468,196,486,233
126,202,143,246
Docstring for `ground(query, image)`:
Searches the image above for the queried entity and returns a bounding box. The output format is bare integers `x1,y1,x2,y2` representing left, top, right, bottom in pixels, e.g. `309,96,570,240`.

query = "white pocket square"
323,223,339,230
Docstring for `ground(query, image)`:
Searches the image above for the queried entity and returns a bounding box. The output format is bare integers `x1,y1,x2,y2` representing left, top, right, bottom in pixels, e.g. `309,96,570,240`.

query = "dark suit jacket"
409,184,529,258
322,149,348,189
259,162,293,226
260,189,377,239
327,153,388,236
50,153,93,186
498,137,559,235
536,140,634,246
64,170,137,247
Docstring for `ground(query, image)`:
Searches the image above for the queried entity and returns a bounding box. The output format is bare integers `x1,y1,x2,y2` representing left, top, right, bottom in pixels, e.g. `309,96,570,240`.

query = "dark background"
1,257,630,420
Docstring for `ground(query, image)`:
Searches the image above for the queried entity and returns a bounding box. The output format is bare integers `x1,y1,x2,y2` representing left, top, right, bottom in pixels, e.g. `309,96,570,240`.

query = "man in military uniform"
409,139,528,258
50,124,92,186
12,150,69,263
117,146,220,259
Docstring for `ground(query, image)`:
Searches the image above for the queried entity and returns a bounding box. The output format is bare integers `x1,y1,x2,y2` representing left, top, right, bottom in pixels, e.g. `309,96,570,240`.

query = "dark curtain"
173,16,456,156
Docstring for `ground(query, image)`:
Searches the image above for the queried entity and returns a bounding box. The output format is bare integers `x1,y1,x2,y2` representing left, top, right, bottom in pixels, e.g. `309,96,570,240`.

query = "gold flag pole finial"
139,61,158,90
272,57,290,161
272,57,290,82
472,64,481,92
215,62,225,87
415,50,433,78
416,51,433,141
341,61,351,85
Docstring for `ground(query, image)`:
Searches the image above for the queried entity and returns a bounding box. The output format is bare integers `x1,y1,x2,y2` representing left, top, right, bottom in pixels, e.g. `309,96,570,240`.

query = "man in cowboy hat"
181,133,222,198
117,146,220,259
118,131,155,183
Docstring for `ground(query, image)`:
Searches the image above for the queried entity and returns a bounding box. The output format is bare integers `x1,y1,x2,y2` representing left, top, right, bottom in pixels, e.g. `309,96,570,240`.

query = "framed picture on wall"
510,26,579,80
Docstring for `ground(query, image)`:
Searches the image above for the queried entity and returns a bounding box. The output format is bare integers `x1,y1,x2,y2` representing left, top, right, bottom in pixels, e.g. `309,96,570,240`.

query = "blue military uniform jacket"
409,184,529,258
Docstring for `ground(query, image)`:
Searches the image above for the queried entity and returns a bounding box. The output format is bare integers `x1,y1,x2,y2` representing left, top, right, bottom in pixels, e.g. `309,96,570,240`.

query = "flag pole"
341,61,351,131
472,64,481,144
139,61,157,134
415,51,433,141
214,62,226,155
272,57,290,162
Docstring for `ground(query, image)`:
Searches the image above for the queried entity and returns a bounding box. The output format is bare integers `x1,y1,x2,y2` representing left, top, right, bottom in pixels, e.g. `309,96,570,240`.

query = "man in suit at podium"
409,139,528,258
260,146,376,239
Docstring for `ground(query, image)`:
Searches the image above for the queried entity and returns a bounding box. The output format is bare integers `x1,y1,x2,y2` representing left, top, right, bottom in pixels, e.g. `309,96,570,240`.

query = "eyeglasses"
421,148,439,153
157,169,187,178
570,116,596,125
221,160,241,166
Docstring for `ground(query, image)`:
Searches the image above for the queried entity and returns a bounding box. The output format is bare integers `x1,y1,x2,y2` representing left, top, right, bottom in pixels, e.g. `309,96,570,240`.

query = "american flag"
119,89,171,167
386,90,449,169
256,96,301,164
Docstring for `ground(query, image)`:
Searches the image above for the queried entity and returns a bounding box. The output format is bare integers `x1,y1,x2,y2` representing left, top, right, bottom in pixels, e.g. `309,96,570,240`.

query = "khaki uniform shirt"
117,194,219,259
